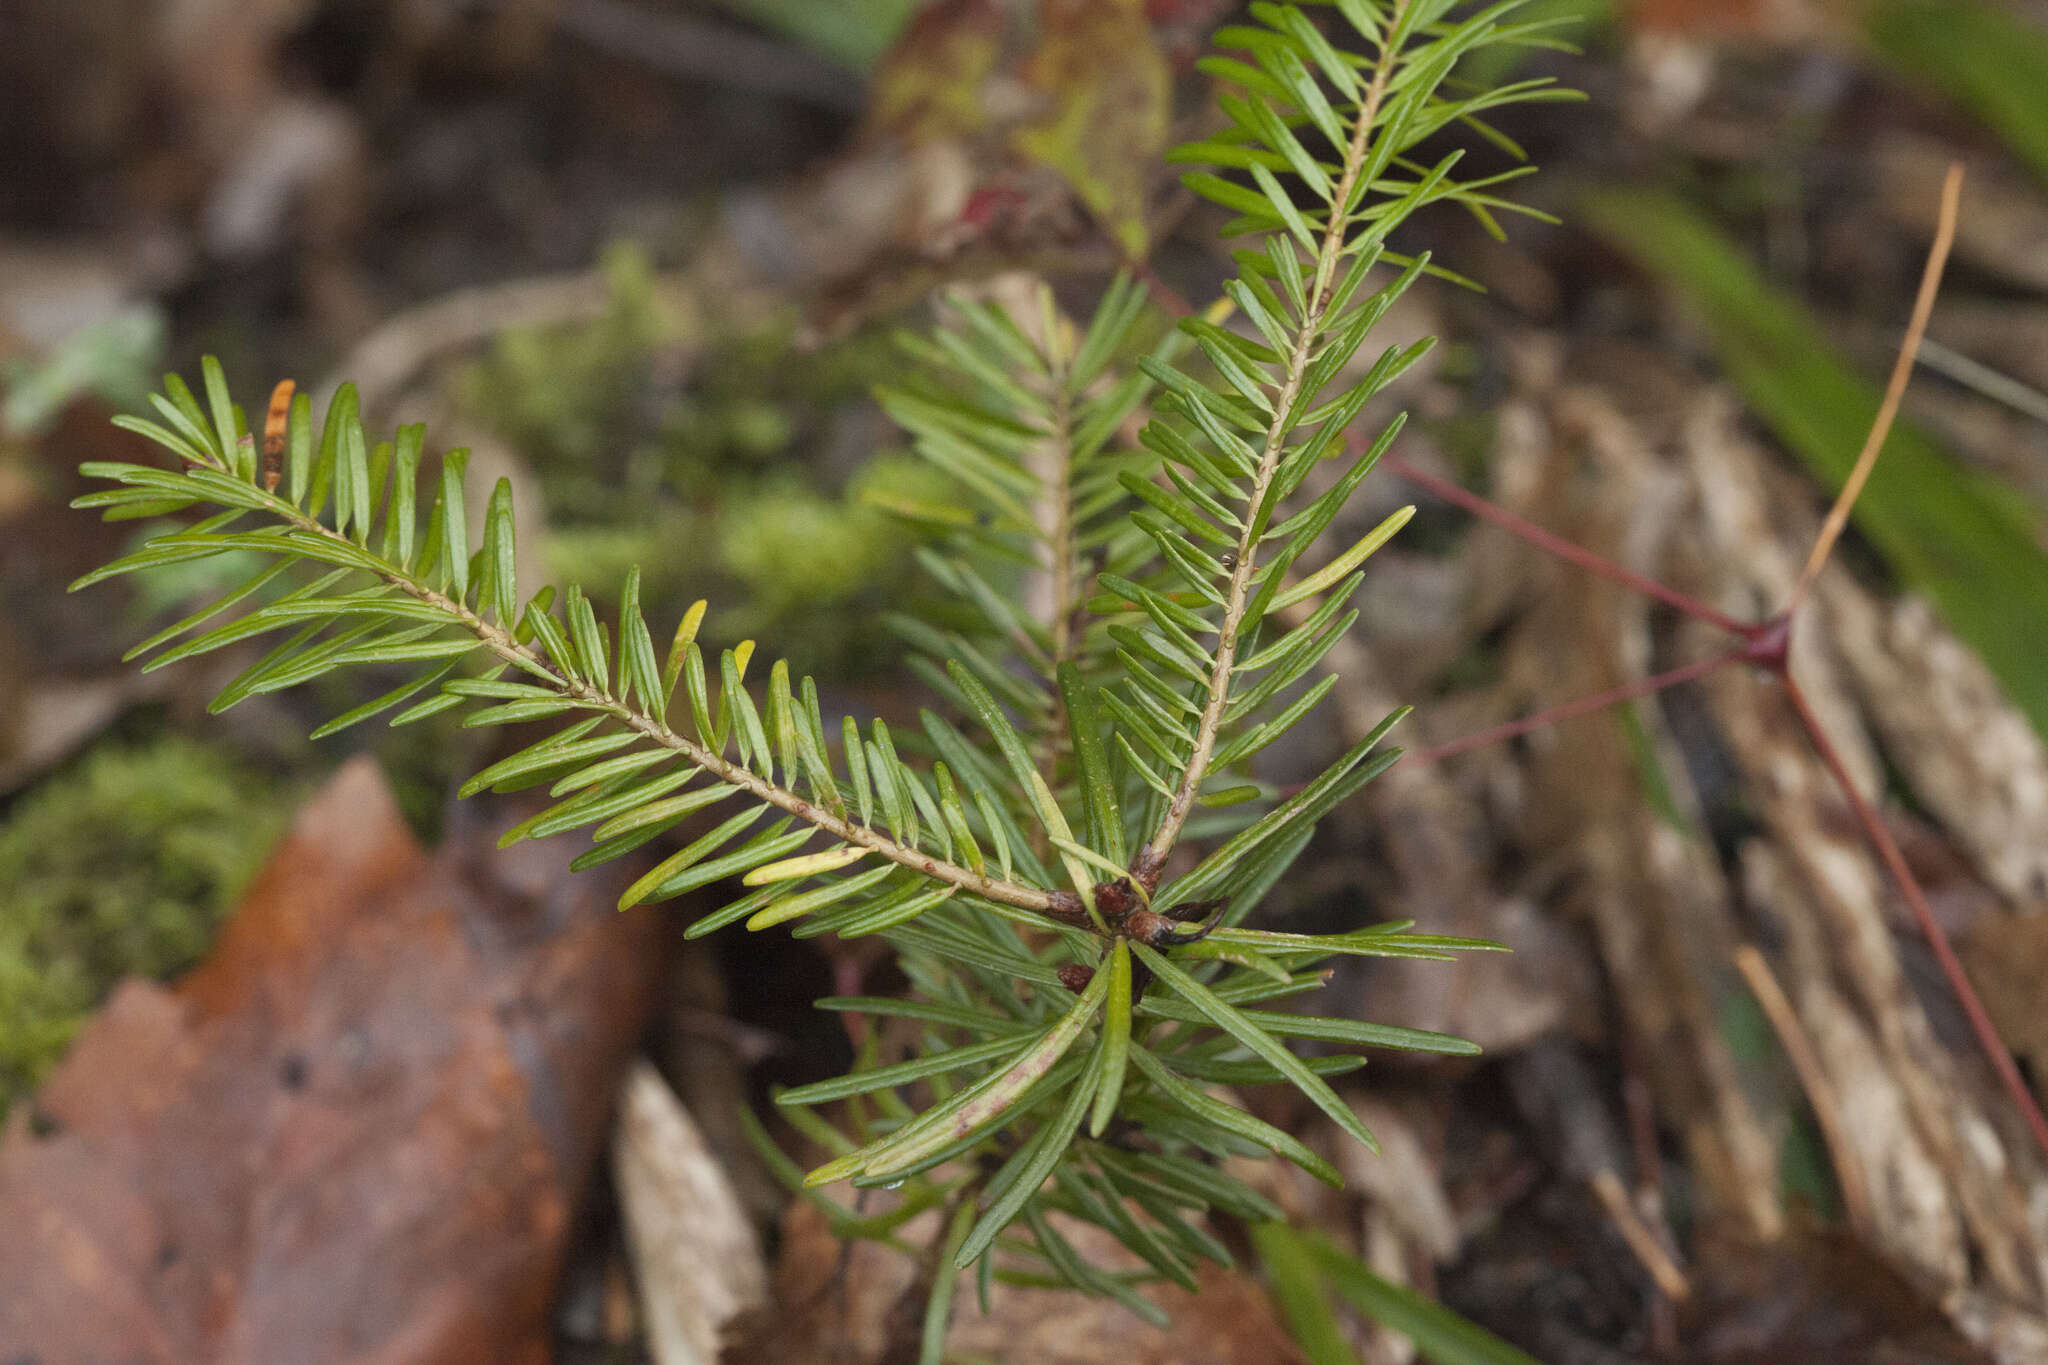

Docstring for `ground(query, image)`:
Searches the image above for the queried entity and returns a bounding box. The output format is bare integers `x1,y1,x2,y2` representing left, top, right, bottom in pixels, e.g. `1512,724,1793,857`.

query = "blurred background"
3,1,2048,1361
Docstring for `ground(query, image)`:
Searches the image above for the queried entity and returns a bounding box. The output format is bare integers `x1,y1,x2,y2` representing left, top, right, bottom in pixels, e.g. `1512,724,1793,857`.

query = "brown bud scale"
262,379,295,492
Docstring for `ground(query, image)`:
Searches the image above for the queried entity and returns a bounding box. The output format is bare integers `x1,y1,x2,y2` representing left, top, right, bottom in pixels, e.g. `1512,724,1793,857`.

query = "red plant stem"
1129,257,1196,321
1130,192,2048,1159
1780,676,2048,1163
1382,451,1754,639
1407,646,1745,766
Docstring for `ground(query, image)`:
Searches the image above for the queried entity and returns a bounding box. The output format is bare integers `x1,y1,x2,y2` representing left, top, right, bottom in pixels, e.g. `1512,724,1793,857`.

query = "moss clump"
460,241,947,677
0,737,288,1111
461,242,684,518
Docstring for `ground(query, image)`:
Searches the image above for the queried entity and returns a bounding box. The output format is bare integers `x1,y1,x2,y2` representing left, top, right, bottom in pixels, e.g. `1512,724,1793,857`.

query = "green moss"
461,242,682,513
0,737,289,1111
722,454,953,625
460,240,947,677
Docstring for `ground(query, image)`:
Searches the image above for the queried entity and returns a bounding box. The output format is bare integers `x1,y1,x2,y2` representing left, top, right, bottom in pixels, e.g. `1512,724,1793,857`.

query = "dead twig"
1589,1168,1691,1303
318,270,612,412
1780,676,2048,1163
1790,163,1962,611
1732,944,1876,1236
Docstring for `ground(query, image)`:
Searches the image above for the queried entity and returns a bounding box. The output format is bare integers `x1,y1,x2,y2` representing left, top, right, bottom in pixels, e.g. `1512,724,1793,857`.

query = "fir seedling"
73,1,1577,1342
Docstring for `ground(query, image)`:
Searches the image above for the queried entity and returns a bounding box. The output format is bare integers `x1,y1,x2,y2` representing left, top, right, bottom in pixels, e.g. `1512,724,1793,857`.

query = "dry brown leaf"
0,757,662,1363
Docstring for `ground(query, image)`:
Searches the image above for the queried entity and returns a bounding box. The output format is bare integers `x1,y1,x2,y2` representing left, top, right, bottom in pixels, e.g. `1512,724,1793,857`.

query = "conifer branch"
1143,0,1411,872
1039,330,1083,670
1025,306,1083,792
77,0,1572,1313
83,400,1072,919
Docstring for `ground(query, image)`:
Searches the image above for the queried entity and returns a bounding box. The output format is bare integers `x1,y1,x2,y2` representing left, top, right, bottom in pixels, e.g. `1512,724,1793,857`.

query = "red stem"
1407,647,1745,766
1383,451,1755,639
1780,676,2048,1163
1132,234,2048,1161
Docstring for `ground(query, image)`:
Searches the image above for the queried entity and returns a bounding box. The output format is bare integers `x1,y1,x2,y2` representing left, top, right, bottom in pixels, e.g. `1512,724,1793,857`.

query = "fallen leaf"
0,757,662,1363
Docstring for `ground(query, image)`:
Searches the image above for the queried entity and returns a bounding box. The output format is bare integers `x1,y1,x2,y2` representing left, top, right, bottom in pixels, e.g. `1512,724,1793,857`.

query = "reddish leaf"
0,757,663,1364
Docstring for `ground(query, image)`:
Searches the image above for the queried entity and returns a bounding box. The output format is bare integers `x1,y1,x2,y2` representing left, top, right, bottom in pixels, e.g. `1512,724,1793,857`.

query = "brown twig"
319,271,614,412
1789,163,1962,611
1589,1169,1691,1302
1384,452,1755,639
1732,943,1875,1234
1616,1037,1680,1354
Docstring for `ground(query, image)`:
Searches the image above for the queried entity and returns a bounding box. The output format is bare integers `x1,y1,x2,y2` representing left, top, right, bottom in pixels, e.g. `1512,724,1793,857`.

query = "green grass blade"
1247,1221,1354,1365
1868,0,2048,185
1302,1225,1541,1365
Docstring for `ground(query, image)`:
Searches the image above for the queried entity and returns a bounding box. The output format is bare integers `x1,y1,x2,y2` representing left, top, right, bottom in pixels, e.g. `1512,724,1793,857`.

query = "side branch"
262,494,1068,917
1140,0,1411,876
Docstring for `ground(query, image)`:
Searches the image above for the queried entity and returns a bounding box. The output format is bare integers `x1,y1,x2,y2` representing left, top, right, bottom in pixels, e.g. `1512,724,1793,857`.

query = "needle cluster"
76,0,1574,1337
